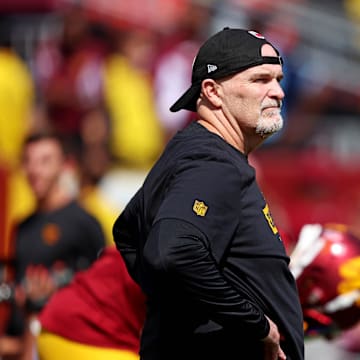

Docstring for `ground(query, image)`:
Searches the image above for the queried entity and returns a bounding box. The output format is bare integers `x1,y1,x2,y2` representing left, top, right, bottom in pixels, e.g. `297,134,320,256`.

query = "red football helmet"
290,223,360,336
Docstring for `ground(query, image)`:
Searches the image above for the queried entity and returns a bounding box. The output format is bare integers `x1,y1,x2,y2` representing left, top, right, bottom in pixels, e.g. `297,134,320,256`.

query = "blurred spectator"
103,28,164,169
0,132,105,359
279,80,360,149
77,134,118,245
32,3,110,156
0,20,35,170
265,2,360,150
152,0,212,140
21,246,146,360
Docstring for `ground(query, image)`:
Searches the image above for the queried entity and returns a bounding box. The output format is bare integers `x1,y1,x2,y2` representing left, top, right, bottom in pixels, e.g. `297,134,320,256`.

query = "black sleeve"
113,189,142,283
154,159,251,263
143,217,270,339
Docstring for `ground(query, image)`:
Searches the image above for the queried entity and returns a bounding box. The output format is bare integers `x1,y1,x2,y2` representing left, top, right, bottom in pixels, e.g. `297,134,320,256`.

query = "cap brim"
169,84,200,112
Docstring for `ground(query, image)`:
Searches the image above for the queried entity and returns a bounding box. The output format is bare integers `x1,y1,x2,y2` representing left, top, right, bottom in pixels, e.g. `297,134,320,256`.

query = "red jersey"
39,246,146,353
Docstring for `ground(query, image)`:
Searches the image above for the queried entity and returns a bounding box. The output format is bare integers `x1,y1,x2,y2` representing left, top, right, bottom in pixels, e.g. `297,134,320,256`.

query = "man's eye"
254,78,268,83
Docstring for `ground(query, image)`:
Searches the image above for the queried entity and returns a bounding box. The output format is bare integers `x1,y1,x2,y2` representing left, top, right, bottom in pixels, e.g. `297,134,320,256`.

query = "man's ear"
200,79,222,108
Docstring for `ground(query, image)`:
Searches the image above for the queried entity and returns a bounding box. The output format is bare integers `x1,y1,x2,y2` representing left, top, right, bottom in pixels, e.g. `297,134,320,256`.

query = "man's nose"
269,79,285,100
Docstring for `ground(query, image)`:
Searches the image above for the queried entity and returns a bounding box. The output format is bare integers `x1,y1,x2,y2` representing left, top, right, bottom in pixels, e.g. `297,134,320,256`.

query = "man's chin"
256,126,283,138
256,117,283,138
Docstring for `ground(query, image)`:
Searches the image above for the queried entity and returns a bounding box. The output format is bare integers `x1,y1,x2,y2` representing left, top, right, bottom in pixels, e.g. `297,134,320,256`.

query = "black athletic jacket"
113,122,304,360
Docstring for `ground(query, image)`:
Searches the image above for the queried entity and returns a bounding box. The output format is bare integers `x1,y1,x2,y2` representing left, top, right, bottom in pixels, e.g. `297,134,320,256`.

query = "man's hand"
14,265,57,310
262,315,286,360
24,265,56,304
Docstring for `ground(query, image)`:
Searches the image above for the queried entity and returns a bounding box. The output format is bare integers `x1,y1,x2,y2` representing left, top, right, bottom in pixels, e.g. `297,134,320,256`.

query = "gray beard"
255,112,284,138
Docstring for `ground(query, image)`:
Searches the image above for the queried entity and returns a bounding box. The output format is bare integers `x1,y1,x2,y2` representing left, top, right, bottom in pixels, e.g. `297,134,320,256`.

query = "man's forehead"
241,62,284,79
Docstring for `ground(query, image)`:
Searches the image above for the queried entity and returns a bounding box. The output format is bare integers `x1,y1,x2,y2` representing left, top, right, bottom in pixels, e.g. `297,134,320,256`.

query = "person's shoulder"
169,122,235,161
64,200,102,224
174,126,248,175
149,122,251,186
16,211,37,230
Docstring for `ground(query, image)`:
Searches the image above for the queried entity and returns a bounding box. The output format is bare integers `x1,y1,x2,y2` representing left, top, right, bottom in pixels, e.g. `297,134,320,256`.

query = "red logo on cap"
248,30,265,39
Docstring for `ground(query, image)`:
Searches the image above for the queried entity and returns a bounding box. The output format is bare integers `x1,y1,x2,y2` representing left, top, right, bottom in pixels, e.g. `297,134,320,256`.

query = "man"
113,28,304,360
14,132,105,299
1,132,105,357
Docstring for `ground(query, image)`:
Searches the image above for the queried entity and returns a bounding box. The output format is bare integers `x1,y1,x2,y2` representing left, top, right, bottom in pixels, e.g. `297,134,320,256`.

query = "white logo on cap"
248,30,265,39
207,64,218,73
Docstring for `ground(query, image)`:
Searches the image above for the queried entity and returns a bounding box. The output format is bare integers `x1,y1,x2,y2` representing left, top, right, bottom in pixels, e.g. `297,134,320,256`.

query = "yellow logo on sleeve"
262,204,278,234
193,200,208,217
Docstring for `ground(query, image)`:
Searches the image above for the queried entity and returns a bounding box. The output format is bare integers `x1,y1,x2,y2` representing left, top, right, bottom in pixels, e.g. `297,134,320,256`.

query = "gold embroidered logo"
193,200,208,217
262,204,278,234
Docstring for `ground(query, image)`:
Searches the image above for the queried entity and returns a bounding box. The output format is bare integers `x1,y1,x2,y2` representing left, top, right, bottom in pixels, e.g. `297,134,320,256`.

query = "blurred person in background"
20,246,146,360
0,132,105,359
32,2,110,159
31,1,115,242
0,19,35,171
103,28,164,169
152,0,212,141
77,124,118,245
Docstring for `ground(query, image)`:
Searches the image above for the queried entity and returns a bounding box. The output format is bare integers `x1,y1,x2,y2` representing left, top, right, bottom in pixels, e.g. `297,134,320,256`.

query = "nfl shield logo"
193,200,208,217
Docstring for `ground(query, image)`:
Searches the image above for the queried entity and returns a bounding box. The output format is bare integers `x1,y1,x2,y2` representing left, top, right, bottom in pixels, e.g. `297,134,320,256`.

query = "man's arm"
143,217,270,339
113,189,142,283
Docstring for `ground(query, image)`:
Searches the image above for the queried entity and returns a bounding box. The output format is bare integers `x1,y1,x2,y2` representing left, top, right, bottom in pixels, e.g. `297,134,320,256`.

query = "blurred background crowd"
1,0,360,358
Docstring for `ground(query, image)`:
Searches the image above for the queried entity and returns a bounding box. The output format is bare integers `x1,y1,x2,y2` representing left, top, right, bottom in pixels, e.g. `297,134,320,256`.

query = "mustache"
261,100,282,110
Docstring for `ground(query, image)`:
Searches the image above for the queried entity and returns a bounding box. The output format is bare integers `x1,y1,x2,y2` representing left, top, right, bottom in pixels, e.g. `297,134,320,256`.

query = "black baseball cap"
170,27,283,112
